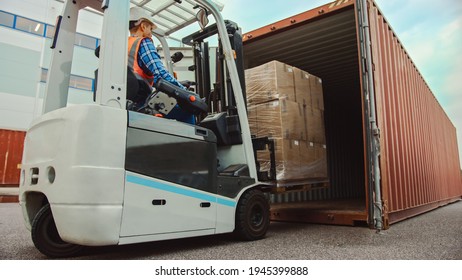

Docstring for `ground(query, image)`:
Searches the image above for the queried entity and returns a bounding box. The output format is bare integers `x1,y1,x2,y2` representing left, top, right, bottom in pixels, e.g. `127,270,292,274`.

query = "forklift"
19,0,276,257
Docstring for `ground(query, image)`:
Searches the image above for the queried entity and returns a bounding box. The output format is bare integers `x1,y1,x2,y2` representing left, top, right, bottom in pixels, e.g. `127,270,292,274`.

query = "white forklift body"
19,0,270,257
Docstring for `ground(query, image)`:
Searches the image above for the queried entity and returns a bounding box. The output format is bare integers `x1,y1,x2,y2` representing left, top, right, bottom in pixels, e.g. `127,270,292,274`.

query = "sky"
215,0,462,166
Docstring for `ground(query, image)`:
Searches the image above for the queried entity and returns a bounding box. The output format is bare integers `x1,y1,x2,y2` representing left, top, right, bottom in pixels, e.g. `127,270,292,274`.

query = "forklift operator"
128,7,195,124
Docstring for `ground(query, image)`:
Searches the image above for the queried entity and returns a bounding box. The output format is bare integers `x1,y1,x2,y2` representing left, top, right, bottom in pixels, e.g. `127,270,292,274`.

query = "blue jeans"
166,105,195,125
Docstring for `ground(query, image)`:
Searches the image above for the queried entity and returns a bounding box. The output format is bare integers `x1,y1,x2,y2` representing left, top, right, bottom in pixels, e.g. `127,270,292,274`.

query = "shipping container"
0,129,25,187
242,0,462,228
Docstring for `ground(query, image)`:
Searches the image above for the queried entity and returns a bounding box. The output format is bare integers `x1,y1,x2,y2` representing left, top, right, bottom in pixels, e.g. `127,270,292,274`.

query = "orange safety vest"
127,36,155,86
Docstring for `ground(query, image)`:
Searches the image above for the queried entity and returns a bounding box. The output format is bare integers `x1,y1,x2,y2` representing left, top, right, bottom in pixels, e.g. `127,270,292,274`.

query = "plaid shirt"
138,38,185,89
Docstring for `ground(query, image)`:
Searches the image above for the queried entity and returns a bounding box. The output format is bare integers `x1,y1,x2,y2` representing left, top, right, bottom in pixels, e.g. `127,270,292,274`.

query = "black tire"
31,204,83,258
235,189,270,240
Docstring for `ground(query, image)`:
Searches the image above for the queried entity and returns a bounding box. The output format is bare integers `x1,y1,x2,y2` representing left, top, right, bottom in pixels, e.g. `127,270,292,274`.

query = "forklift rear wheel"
235,189,270,240
31,204,83,258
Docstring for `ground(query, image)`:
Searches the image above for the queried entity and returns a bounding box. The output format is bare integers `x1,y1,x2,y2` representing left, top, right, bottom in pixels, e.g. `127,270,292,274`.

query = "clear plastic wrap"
256,139,328,183
248,102,328,183
257,138,300,181
246,60,328,185
245,60,296,105
247,98,306,140
248,99,325,144
304,107,326,143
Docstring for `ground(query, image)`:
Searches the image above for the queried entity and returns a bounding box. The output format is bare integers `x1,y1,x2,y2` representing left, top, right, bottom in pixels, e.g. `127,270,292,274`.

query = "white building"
0,0,104,131
0,0,205,132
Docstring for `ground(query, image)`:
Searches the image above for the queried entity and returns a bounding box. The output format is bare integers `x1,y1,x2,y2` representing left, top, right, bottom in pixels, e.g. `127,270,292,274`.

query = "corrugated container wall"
242,0,462,227
0,129,25,186
367,2,462,224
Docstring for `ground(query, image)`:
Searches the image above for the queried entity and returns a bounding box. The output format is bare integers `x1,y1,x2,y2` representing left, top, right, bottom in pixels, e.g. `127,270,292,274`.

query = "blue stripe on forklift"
126,174,236,208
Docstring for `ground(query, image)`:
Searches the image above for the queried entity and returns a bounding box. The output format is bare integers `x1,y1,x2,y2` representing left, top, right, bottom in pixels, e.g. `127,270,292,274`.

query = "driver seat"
93,45,151,108
126,67,152,105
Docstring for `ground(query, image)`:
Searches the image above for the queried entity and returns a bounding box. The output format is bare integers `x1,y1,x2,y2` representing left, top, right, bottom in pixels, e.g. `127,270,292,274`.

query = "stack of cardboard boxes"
246,60,328,184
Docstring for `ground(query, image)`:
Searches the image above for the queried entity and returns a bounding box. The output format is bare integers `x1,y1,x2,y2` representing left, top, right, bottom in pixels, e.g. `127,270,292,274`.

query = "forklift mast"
182,20,246,115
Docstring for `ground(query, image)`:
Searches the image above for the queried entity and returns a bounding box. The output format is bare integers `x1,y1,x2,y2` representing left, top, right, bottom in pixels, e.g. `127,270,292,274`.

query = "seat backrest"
93,45,151,105
126,67,141,103
127,68,152,104
93,66,151,105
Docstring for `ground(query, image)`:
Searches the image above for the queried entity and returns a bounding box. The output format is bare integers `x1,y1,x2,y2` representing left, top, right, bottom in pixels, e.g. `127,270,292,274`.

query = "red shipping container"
243,0,462,228
0,129,26,186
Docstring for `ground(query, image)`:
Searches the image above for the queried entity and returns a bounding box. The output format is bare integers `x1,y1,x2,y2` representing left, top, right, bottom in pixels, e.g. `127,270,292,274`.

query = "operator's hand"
179,80,197,89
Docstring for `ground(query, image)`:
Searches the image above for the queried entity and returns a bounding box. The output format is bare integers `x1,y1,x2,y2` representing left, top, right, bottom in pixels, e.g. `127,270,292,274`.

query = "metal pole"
196,0,258,180
358,0,383,230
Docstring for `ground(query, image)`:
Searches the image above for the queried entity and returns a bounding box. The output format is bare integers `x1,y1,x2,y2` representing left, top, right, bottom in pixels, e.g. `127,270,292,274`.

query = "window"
75,33,97,49
45,25,55,39
0,10,100,50
15,16,44,36
40,69,48,83
0,11,14,28
40,68,94,92
70,75,93,91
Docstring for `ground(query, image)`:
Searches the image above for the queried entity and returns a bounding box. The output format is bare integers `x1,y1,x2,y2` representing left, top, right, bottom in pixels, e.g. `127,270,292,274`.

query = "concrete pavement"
0,200,461,260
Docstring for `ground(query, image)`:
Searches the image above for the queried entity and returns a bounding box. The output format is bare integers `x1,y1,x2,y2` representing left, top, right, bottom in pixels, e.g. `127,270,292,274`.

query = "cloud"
444,58,462,96
438,16,462,165
439,54,461,163
436,17,462,99
445,99,462,163
440,16,461,42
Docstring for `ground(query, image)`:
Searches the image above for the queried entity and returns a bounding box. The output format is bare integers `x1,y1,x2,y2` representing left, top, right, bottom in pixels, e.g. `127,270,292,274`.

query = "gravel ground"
0,201,461,260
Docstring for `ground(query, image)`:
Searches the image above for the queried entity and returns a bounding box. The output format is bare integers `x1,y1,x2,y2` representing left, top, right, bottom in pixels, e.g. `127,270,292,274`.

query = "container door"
356,0,383,229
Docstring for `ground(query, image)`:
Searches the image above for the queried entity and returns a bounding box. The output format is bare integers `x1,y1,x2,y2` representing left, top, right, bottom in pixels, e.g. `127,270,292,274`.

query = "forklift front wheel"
31,204,83,258
235,189,270,240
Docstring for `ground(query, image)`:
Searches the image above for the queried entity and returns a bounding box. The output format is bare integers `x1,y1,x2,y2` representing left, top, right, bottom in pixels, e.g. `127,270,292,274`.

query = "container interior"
243,6,368,225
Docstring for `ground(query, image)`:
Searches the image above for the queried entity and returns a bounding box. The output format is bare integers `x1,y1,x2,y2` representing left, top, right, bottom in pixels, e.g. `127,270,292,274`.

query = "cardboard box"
257,139,328,181
310,75,324,110
294,67,312,106
245,60,295,105
303,106,326,143
257,138,301,181
299,141,328,179
252,99,306,140
247,108,257,137
246,62,328,184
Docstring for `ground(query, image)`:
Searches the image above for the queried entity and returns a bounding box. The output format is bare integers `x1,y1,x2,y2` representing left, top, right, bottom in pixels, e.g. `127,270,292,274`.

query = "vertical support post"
154,34,173,74
42,1,79,113
196,0,258,180
95,0,129,108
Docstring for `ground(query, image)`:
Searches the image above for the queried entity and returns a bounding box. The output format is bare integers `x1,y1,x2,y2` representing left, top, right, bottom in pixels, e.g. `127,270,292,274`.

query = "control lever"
156,79,208,115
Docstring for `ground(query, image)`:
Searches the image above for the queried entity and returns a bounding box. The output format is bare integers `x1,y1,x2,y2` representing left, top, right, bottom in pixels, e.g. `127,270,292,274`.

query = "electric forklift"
19,0,275,258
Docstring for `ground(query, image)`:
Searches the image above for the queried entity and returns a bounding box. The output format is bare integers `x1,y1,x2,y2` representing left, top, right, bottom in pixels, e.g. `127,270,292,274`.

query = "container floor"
270,199,368,226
